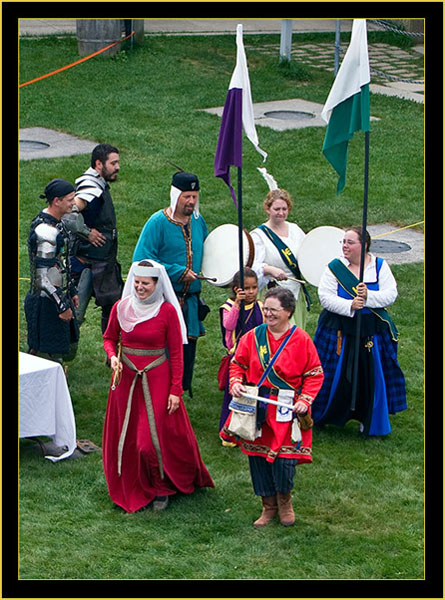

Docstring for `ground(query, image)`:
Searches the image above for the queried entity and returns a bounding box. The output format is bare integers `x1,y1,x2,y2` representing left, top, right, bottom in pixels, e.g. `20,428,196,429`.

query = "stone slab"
201,98,379,132
19,127,97,160
367,223,424,265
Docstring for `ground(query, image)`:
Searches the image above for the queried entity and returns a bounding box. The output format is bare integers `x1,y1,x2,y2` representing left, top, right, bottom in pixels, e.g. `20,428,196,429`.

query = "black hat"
40,179,75,202
171,171,200,192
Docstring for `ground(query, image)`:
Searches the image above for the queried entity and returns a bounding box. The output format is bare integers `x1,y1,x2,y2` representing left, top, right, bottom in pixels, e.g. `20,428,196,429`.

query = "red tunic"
103,301,214,513
220,326,324,464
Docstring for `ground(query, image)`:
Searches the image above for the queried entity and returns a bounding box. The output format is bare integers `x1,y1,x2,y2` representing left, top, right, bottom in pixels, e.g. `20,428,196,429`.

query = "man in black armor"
25,179,80,362
63,144,123,333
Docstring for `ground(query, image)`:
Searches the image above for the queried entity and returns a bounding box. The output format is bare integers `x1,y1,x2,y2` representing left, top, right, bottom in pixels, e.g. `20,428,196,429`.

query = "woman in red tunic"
220,287,324,527
103,260,214,513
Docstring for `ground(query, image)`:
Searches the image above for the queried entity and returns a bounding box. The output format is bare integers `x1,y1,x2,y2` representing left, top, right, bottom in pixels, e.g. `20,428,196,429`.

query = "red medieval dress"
220,325,324,464
103,301,214,513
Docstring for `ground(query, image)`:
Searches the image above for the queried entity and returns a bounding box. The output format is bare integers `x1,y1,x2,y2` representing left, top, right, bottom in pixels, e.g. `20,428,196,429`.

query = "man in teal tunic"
133,172,208,397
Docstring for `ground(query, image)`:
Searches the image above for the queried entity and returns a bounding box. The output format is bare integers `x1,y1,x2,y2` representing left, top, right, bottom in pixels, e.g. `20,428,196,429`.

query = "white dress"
250,222,306,300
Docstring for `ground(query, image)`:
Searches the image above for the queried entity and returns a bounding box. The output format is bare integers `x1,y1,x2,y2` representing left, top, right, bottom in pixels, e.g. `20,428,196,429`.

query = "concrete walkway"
18,18,358,36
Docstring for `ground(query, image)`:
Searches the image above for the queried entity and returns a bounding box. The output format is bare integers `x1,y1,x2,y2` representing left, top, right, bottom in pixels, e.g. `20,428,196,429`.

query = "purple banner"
214,87,243,205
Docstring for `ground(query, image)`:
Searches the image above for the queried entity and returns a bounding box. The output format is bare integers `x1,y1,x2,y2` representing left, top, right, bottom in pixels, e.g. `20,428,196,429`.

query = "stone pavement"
243,34,424,102
288,41,424,102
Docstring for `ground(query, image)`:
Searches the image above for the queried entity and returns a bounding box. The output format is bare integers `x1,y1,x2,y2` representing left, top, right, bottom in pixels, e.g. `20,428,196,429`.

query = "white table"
19,352,77,461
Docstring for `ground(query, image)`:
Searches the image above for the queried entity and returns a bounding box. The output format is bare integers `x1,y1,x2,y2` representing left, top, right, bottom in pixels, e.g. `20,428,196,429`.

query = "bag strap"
257,325,297,387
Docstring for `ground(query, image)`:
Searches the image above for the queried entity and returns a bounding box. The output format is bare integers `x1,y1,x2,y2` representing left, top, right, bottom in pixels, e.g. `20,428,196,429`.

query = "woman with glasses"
220,287,324,528
312,226,407,437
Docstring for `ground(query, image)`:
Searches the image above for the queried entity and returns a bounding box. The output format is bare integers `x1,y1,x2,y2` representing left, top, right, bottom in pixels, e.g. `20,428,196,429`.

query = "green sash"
253,323,296,390
328,258,399,341
258,224,312,310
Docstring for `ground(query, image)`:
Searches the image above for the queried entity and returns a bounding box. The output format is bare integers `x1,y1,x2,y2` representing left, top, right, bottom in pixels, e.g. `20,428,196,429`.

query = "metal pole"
280,19,293,62
334,20,341,75
350,130,370,411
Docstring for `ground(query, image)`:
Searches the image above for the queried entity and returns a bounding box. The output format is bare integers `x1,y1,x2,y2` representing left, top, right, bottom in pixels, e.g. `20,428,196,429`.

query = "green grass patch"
18,32,424,581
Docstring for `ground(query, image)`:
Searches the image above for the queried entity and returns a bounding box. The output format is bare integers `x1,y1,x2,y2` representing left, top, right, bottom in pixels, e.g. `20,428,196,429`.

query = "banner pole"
237,165,245,333
351,130,370,411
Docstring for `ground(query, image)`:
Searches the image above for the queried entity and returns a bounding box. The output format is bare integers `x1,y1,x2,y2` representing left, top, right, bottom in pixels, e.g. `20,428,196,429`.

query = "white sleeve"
365,260,398,308
289,222,306,244
250,229,270,291
318,266,355,318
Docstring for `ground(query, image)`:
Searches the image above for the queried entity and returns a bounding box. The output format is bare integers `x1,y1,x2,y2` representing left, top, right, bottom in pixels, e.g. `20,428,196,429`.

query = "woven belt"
117,347,166,478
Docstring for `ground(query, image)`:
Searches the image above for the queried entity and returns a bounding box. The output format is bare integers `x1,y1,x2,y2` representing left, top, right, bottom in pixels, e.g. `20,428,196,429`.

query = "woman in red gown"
103,260,214,513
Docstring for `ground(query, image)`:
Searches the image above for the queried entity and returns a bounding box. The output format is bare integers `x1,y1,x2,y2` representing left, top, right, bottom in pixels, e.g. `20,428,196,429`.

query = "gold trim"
163,208,193,291
303,365,324,378
241,441,312,458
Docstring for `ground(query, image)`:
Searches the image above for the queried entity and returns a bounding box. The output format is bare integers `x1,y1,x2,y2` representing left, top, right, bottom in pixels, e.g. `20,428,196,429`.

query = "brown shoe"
253,495,278,528
277,491,295,527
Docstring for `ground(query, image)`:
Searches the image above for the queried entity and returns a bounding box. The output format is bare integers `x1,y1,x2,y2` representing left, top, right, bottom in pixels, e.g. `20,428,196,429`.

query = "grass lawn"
15,29,429,586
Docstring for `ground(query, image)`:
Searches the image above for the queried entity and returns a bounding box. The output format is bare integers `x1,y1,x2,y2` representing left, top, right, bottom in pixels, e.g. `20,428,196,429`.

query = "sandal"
76,439,101,454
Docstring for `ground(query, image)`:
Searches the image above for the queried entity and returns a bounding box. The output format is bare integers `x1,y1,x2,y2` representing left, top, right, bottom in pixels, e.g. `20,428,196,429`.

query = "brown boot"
277,491,295,527
253,495,278,528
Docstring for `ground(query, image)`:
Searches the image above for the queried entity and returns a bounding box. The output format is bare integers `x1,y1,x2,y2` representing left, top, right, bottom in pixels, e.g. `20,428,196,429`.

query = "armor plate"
34,222,58,258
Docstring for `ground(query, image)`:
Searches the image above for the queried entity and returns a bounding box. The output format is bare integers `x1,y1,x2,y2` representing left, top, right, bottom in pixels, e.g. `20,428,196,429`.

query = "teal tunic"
133,209,208,339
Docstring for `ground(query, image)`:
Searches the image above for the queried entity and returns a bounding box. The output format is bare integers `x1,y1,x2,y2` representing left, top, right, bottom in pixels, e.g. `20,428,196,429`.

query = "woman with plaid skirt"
312,227,406,437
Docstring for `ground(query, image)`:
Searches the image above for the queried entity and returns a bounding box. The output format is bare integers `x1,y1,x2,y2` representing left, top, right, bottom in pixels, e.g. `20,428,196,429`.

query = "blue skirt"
313,310,406,436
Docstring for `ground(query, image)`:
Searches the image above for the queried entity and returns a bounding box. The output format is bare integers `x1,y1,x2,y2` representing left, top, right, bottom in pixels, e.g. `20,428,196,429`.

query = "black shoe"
153,496,169,511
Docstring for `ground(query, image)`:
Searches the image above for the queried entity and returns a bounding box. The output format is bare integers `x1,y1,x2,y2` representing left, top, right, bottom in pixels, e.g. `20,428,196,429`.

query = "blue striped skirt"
312,311,407,436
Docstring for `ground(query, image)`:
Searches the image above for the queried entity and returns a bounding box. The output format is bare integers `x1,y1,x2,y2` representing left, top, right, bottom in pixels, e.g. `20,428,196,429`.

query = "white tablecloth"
19,352,77,461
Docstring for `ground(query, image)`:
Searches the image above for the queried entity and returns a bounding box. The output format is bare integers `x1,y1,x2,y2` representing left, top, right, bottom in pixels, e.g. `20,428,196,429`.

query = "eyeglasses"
263,306,284,315
341,239,360,246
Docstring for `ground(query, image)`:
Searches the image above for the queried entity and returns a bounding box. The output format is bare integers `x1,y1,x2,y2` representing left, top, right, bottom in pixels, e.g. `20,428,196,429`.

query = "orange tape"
20,30,135,88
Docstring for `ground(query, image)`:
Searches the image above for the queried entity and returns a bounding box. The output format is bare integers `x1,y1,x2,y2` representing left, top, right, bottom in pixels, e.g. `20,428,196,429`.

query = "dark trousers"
100,303,113,334
248,455,298,497
72,263,120,334
182,338,197,396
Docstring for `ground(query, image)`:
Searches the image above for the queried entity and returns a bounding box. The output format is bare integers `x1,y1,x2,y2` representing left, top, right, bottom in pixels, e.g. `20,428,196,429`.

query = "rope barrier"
369,19,424,38
366,19,424,85
371,221,424,239
371,68,424,86
19,30,135,88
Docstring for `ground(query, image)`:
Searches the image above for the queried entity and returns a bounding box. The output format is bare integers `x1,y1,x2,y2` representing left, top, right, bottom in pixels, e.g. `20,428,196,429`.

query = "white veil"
170,185,200,219
118,259,188,344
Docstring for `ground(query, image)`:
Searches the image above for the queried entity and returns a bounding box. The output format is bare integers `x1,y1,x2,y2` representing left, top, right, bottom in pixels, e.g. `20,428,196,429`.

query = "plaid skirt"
312,310,406,433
